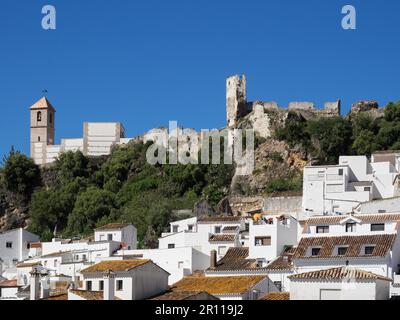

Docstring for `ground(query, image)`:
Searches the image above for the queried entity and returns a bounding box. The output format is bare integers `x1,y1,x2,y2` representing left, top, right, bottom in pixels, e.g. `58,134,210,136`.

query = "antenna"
42,89,48,97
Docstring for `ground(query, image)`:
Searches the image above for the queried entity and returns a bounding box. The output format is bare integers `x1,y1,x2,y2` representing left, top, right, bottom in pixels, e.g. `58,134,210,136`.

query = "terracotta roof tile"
30,242,42,249
30,97,55,111
17,262,42,268
261,292,290,300
81,259,150,273
0,279,19,287
266,247,296,271
207,247,259,272
307,213,400,225
209,234,236,242
173,276,266,295
222,226,239,233
151,291,218,300
198,216,242,224
293,234,396,259
289,267,392,282
69,290,122,300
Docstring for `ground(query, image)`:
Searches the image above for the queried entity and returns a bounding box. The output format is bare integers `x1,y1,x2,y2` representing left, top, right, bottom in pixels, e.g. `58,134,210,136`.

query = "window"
6,242,12,249
82,254,87,261
274,281,282,291
364,246,375,255
245,223,250,232
172,225,178,233
168,243,175,249
107,234,113,241
44,260,48,267
214,226,221,234
178,261,184,269
218,246,227,256
346,223,356,233
54,260,58,268
255,236,271,246
116,280,123,291
37,111,42,122
99,280,104,291
337,247,348,256
364,187,371,192
311,247,321,256
256,259,264,268
188,225,193,232
49,113,53,124
75,255,79,261
38,136,41,142
371,224,384,232
316,226,329,234
86,281,92,291
338,169,343,176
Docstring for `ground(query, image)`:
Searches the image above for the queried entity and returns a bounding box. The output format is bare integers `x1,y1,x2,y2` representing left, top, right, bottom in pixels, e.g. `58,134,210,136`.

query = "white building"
0,228,40,272
0,279,21,300
70,260,169,300
289,267,391,300
112,247,209,285
172,275,276,300
94,223,137,250
292,212,400,298
302,154,400,216
159,216,245,261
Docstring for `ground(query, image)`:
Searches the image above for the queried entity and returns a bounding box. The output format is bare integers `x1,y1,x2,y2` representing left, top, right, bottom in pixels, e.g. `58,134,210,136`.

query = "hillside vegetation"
1,102,400,246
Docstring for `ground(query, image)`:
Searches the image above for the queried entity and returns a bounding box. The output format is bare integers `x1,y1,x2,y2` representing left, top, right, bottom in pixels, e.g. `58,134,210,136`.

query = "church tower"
30,97,56,159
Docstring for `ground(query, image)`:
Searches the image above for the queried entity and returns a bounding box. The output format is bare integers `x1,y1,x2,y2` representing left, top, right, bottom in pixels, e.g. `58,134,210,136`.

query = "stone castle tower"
226,75,248,128
30,97,56,159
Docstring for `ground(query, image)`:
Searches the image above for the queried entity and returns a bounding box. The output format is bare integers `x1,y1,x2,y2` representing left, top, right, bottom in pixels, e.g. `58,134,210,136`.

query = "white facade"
290,278,390,300
112,247,209,285
302,155,400,216
0,229,40,271
94,224,137,250
248,215,298,265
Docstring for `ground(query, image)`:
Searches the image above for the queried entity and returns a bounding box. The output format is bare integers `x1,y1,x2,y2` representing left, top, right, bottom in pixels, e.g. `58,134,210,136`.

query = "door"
320,289,342,300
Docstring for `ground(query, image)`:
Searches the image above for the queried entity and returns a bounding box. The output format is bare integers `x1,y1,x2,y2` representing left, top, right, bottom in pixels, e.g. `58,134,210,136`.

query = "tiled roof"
41,251,69,258
266,247,296,271
81,259,150,273
198,216,242,224
207,247,259,272
95,223,131,231
289,267,392,282
30,97,55,111
223,226,239,233
44,294,68,300
30,242,42,249
306,213,400,225
173,276,266,295
0,279,19,287
261,292,290,300
17,262,42,268
209,234,236,242
70,290,103,300
151,291,217,300
293,234,396,259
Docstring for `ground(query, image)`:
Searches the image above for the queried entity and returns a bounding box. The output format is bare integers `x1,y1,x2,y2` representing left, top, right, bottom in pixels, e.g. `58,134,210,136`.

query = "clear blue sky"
1,0,400,158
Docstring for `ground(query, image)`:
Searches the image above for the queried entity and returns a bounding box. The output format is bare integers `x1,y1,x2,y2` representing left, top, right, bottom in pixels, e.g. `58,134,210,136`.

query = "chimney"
30,269,41,300
210,250,217,269
103,270,116,301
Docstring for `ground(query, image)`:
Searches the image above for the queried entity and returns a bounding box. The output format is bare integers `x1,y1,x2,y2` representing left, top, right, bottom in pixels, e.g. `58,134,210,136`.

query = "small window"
168,243,175,249
54,260,58,268
172,225,178,233
337,247,348,256
75,255,79,261
116,280,123,291
38,136,41,142
37,111,42,122
82,254,87,261
99,280,104,291
49,113,53,124
346,223,356,233
256,260,264,268
371,224,384,232
245,223,250,232
274,281,282,291
338,169,343,176
215,226,222,234
86,281,92,291
311,247,321,256
178,261,184,269
364,187,371,192
316,226,329,234
255,236,271,246
364,246,375,255
188,225,193,232
6,242,12,249
218,246,227,256
107,234,113,241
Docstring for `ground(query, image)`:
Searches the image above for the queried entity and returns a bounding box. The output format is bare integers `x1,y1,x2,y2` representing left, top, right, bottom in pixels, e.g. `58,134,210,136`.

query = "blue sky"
1,0,400,158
